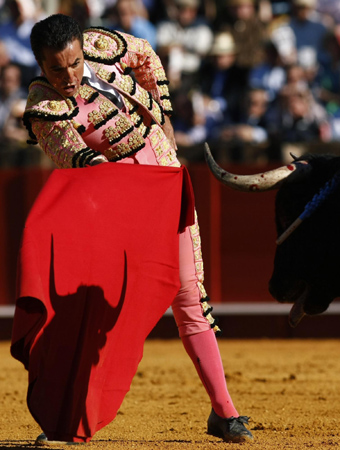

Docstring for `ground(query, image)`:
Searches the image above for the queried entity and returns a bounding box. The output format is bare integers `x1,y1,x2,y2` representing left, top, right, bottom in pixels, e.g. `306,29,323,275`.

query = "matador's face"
39,38,84,98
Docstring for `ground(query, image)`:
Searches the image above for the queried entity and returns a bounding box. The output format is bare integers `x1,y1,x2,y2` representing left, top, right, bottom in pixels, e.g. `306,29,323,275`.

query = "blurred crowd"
1,0,340,167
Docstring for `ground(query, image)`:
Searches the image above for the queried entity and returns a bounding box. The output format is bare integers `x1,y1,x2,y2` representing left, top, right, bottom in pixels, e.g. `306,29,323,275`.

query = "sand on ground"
0,338,339,450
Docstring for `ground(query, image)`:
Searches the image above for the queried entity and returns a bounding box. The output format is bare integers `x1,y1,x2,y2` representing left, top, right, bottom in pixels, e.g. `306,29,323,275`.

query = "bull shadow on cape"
26,236,127,442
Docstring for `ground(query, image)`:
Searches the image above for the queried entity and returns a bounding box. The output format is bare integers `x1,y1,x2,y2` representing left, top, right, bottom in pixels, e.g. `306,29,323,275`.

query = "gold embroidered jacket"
23,28,176,168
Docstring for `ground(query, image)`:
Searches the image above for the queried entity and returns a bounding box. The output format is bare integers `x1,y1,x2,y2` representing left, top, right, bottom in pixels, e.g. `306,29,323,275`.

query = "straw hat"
210,32,236,55
292,0,316,7
175,0,200,7
227,0,255,6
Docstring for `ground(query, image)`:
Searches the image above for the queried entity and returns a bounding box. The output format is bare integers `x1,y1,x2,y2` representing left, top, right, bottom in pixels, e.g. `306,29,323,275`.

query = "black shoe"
207,408,254,443
35,432,83,446
35,433,48,445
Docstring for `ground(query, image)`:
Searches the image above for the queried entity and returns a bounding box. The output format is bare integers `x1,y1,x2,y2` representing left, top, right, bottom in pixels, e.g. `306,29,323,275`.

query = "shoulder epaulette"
83,27,128,65
23,78,79,142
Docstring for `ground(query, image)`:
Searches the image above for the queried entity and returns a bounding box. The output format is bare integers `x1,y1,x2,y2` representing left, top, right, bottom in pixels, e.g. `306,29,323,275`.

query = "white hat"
16,0,37,19
210,32,236,55
298,46,317,68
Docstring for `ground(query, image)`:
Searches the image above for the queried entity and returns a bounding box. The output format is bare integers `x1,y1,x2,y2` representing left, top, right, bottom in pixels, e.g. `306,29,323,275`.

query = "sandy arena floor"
0,338,339,450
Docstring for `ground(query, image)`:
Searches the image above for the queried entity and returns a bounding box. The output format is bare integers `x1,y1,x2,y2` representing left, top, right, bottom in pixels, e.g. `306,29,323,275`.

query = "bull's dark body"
269,154,340,315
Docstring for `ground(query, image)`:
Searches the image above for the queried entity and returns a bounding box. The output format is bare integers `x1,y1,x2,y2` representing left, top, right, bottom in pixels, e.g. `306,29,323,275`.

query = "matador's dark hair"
30,14,83,65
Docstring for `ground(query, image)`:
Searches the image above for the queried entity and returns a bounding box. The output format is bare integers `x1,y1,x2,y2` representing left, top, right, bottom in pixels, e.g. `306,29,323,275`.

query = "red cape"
11,163,194,442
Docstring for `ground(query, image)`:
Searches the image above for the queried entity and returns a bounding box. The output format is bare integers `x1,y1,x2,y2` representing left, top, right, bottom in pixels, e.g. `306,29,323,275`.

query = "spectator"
249,39,286,104
140,0,169,23
299,43,321,89
316,0,340,28
0,63,26,133
39,0,59,16
282,58,324,110
0,40,10,71
58,0,91,30
0,97,45,167
315,31,340,116
172,89,208,163
277,84,329,161
0,0,40,89
102,0,157,49
156,0,213,91
276,0,330,69
0,63,44,167
282,62,309,92
218,88,276,162
269,15,298,66
198,31,249,138
270,0,291,17
214,0,267,71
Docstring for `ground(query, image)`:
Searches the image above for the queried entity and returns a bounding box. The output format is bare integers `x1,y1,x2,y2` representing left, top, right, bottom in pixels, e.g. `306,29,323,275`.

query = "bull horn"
204,142,308,192
288,287,309,327
289,152,299,161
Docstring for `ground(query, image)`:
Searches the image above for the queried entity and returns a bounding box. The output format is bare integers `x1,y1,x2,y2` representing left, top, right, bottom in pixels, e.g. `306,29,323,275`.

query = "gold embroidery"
198,282,207,298
104,116,132,143
72,120,83,130
47,101,62,111
206,312,218,328
154,68,167,80
126,131,144,149
99,99,116,115
201,301,212,314
116,75,134,95
25,80,77,120
83,33,90,45
154,146,163,157
78,84,96,101
88,110,103,127
138,122,148,137
151,101,163,124
162,99,173,112
27,89,44,106
124,97,134,110
97,67,112,82
129,110,140,125
66,127,80,143
158,84,169,96
104,126,118,142
136,90,151,109
115,143,130,155
115,132,145,155
83,29,126,62
103,130,145,161
149,128,163,148
196,262,204,272
88,98,118,127
95,36,109,51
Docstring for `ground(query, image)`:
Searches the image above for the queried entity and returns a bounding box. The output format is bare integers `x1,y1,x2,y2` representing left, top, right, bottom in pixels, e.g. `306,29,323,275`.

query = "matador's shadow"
27,237,126,441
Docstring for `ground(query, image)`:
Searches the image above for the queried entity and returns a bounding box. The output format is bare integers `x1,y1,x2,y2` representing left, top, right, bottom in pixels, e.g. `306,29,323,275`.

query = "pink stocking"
181,329,239,418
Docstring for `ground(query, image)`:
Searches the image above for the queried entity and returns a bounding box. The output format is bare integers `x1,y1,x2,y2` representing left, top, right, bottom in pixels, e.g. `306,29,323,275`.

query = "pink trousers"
173,227,211,336
117,134,241,419
118,139,212,338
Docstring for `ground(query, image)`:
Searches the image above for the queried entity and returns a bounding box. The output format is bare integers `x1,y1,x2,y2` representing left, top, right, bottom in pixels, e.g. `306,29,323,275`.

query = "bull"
204,143,340,327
